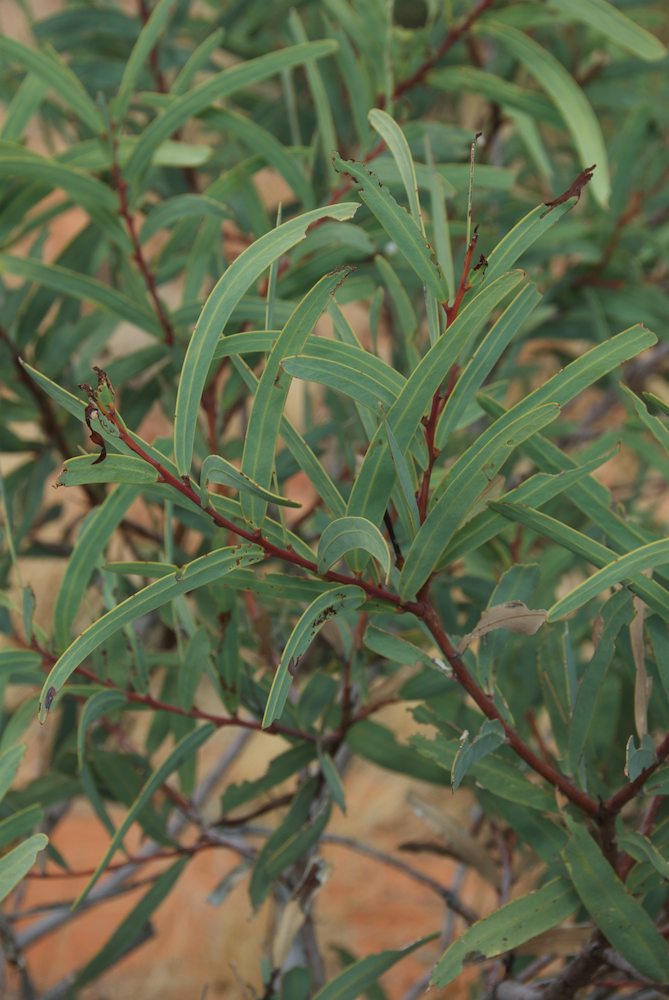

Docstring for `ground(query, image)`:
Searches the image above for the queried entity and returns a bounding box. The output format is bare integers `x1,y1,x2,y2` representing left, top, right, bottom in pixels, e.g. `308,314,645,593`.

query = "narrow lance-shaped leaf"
314,935,438,1000
490,502,669,623
200,454,300,509
431,879,579,987
368,109,422,223
113,0,177,123
477,22,610,206
39,545,264,722
0,36,104,134
54,487,140,651
174,206,357,476
333,154,448,300
0,745,26,801
263,586,365,728
548,0,667,62
399,403,560,600
484,200,575,284
347,271,524,533
77,690,127,771
0,834,49,904
57,455,159,487
549,539,669,621
125,42,340,183
317,517,391,582
562,817,669,983
75,724,215,908
240,270,349,525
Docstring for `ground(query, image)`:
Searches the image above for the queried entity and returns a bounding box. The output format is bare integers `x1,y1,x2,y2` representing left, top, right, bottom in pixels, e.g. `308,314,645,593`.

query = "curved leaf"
549,0,666,62
57,455,159,487
0,834,49,904
262,586,365,728
431,879,579,987
174,204,357,475
200,453,300,509
39,545,264,721
317,516,391,581
315,935,437,999
478,22,610,206
548,539,669,621
240,270,348,524
126,41,340,183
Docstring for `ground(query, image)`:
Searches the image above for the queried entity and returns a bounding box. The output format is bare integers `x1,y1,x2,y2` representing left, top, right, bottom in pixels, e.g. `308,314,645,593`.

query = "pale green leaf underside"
317,516,391,581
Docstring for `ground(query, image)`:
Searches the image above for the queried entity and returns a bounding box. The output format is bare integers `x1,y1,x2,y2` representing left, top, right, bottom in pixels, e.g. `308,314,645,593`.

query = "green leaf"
0,36,103,134
140,193,230,242
249,776,330,907
484,201,576,284
436,282,542,449
562,817,669,983
126,42,340,183
282,350,400,412
0,255,160,335
0,73,47,142
57,455,159,486
0,143,118,213
619,830,669,882
347,271,524,533
0,834,49,904
333,154,448,299
288,11,338,187
77,690,127,771
549,539,669,621
54,487,140,650
568,590,634,770
347,721,449,786
0,745,26,801
222,744,317,813
0,806,44,853
320,752,346,812
451,720,506,791
200,454,300,509
39,545,264,722
431,879,578,987
477,22,610,206
368,110,422,223
75,724,215,907
490,502,669,622
263,586,365,728
400,403,560,599
113,0,177,123
363,625,432,667
240,270,349,524
73,858,187,989
317,517,391,582
314,935,437,999
174,206,357,475
548,0,667,62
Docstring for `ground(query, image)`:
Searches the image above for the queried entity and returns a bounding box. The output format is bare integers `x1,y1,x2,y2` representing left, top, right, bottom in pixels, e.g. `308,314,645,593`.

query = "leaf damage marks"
541,164,596,218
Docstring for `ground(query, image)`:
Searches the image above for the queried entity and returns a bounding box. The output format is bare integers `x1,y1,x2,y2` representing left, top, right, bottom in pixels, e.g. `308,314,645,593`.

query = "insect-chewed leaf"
262,586,365,728
562,817,669,983
200,454,300,509
39,545,264,722
317,517,391,582
368,109,422,224
57,455,159,486
430,879,579,987
333,154,448,299
174,207,357,476
458,602,547,654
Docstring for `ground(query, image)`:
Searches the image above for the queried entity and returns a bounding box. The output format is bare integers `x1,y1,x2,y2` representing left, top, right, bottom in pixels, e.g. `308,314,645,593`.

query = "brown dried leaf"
458,601,547,654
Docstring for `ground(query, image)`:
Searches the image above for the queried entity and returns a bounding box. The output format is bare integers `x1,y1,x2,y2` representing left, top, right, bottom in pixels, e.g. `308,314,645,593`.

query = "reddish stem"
110,144,177,346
